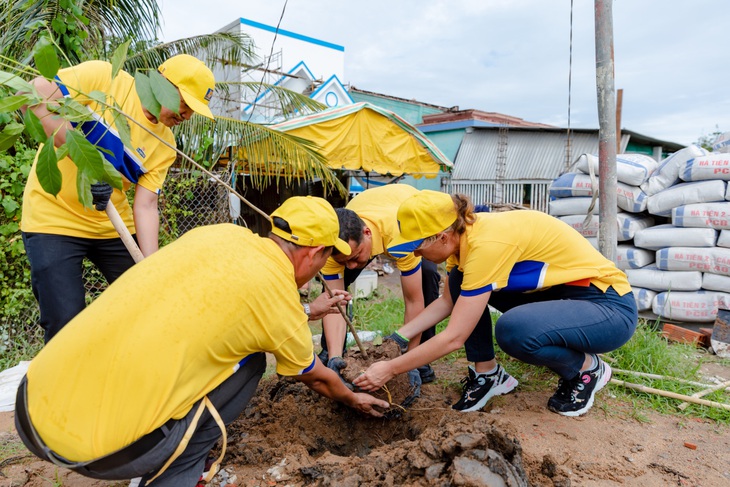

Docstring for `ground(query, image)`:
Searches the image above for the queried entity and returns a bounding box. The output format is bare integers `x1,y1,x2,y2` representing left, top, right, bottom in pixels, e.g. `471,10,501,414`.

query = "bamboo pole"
610,378,730,411
678,380,730,411
318,274,368,358
612,368,713,388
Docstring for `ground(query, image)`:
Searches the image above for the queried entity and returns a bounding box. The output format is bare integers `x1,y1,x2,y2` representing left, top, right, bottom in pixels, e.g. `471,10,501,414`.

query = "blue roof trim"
240,18,344,51
418,120,502,133
243,60,317,113
310,74,354,103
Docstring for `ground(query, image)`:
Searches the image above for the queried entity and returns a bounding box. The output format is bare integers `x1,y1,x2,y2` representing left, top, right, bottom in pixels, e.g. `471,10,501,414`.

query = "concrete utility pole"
595,0,618,262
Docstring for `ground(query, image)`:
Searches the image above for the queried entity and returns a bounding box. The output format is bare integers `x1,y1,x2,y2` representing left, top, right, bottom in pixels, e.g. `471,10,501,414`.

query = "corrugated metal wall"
447,129,602,212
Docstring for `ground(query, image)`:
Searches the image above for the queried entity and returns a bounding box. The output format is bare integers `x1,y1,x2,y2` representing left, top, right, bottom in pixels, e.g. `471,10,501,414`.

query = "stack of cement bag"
549,142,730,322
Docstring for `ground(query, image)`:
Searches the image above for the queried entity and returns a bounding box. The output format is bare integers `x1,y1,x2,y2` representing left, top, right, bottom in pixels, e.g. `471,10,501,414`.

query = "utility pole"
595,0,618,262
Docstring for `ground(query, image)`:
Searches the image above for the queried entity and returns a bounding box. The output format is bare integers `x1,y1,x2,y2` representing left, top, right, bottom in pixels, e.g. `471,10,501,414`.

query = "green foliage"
0,142,40,363
695,126,722,151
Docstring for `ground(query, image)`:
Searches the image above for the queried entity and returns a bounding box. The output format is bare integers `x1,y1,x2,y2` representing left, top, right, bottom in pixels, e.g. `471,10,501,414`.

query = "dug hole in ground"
1,266,730,486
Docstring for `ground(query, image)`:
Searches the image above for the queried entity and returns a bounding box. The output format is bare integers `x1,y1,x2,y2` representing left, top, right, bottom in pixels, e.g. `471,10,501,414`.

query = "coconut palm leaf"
218,81,327,122
122,33,256,74
0,0,161,63
173,114,346,196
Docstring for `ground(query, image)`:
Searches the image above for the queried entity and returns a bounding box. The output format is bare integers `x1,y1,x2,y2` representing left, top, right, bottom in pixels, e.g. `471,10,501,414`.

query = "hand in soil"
353,360,395,391
349,392,391,417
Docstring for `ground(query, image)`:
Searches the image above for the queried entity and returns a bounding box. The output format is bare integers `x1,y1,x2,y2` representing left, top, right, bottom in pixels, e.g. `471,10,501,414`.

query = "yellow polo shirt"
21,60,176,238
321,185,422,278
26,224,314,461
446,211,632,296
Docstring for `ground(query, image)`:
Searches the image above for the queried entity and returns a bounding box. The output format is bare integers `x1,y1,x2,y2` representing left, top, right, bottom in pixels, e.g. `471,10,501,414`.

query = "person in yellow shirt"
318,185,440,383
355,191,637,417
20,54,215,342
14,196,389,486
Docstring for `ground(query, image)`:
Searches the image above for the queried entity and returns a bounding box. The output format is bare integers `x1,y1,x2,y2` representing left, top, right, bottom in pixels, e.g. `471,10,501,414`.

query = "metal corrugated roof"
452,129,601,181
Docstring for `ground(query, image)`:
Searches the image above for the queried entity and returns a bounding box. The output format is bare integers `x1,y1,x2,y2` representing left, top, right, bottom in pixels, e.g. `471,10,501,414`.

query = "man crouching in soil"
14,196,389,486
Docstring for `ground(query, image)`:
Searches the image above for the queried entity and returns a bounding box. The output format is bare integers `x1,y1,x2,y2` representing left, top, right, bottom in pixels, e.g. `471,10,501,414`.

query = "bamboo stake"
318,273,368,358
678,380,730,411
612,368,713,388
610,378,730,411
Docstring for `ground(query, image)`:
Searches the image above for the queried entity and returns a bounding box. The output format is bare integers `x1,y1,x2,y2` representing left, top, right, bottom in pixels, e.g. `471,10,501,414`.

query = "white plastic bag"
616,245,655,270
626,265,702,291
680,153,730,182
672,202,730,230
0,361,29,412
641,145,708,195
634,224,717,250
653,290,730,322
647,180,726,217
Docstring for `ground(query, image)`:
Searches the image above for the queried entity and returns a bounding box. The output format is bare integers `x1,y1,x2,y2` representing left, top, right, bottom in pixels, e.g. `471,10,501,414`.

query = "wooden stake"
105,203,144,263
678,380,730,411
319,274,368,358
610,378,730,411
612,368,713,388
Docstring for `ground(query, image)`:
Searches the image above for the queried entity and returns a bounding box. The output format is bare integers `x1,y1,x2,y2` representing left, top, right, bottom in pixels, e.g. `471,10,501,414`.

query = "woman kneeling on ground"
354,191,637,417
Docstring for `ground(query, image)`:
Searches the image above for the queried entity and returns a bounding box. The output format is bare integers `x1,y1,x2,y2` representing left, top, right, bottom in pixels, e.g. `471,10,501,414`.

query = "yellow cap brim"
334,238,351,256
180,89,214,120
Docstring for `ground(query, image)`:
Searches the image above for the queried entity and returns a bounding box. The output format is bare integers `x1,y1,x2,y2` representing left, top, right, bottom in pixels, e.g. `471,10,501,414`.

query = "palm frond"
173,114,346,196
123,33,256,73
217,81,326,122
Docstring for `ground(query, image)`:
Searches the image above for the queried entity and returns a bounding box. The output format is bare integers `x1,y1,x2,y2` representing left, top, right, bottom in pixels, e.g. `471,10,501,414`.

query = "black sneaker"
418,364,436,384
451,365,518,412
548,356,612,417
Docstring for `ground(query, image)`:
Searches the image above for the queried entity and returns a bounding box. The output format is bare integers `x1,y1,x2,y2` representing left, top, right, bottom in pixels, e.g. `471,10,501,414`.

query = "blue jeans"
449,268,637,379
22,232,137,342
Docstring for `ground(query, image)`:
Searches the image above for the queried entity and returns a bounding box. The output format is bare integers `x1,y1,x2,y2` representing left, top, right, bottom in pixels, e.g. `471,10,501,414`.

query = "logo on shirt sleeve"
136,147,146,159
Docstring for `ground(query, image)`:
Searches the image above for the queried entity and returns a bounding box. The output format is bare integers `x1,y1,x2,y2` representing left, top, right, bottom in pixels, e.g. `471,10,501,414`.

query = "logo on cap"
204,88,214,102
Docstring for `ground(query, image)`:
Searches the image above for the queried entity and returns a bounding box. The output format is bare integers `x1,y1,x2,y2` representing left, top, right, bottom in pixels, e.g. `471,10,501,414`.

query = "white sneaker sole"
556,363,612,417
459,376,519,413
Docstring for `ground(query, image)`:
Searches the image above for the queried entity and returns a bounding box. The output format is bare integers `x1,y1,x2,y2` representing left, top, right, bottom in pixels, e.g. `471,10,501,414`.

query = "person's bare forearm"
398,295,453,340
132,187,160,257
21,77,69,147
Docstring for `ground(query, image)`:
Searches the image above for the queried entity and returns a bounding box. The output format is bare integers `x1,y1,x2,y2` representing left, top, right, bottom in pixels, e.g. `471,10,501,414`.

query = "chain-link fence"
2,169,234,358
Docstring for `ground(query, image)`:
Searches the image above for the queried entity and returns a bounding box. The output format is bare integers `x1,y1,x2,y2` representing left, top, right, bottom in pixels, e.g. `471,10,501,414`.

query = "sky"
158,0,730,147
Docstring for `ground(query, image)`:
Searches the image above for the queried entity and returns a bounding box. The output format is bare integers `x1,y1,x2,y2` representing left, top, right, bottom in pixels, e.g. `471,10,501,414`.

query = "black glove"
90,182,113,211
326,356,352,390
385,331,409,354
402,369,422,408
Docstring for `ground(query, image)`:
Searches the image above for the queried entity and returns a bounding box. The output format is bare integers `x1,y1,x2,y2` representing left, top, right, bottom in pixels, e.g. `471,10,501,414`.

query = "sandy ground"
2,269,730,486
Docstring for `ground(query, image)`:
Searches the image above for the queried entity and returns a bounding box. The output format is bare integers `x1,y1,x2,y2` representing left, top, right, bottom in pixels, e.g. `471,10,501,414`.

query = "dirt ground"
2,269,730,486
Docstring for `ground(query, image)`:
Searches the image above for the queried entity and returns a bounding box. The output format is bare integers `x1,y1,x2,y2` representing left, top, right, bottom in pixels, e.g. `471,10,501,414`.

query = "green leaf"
134,72,160,119
66,130,107,182
51,17,67,35
0,122,24,151
36,137,62,196
87,90,107,106
148,69,180,114
76,166,92,209
55,144,69,161
112,102,132,150
0,95,29,113
56,98,93,123
2,196,20,217
33,37,60,80
111,40,132,79
100,159,123,190
0,71,35,94
23,109,47,144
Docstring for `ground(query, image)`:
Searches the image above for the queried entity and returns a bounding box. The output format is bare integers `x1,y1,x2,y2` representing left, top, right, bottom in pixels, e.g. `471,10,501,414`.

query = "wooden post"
616,88,623,153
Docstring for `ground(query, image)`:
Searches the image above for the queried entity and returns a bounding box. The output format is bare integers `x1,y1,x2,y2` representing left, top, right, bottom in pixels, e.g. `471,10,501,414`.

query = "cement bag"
0,361,29,412
681,153,730,181
616,245,655,270
617,182,648,213
626,265,702,291
713,131,730,153
549,173,596,198
558,214,600,237
653,290,730,322
618,212,654,241
575,153,658,186
548,197,599,217
632,287,656,311
634,224,717,250
717,230,730,248
672,202,730,230
585,237,599,249
656,246,730,276
640,145,708,195
647,180,726,217
702,273,730,293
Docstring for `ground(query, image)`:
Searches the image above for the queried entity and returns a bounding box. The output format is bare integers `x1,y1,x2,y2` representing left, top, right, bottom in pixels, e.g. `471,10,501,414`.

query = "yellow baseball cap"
270,196,351,255
158,54,215,120
388,190,457,257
